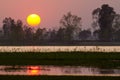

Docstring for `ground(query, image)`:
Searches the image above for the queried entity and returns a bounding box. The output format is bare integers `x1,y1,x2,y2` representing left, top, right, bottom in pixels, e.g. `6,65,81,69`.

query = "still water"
0,65,120,76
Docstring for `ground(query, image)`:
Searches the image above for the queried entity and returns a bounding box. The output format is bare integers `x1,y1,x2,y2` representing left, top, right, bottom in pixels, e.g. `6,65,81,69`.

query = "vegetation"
60,12,81,41
92,4,116,41
0,52,119,68
0,12,83,45
92,4,120,42
0,4,120,45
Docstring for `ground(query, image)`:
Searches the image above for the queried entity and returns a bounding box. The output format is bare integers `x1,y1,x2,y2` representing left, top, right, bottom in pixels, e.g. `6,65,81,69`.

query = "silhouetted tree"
111,14,120,41
2,18,24,44
11,20,24,42
79,29,91,40
92,4,116,41
92,8,100,31
60,12,82,41
93,30,100,40
56,27,66,41
35,28,40,41
50,29,56,41
3,17,13,39
35,28,47,42
113,29,120,41
112,14,120,31
24,26,34,43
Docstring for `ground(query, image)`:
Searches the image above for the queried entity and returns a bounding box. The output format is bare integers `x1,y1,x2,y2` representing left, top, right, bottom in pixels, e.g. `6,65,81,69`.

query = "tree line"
0,4,120,45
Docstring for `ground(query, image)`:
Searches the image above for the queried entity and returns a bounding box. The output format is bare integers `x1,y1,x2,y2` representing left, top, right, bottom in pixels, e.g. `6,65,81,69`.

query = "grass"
0,75,119,80
0,52,119,68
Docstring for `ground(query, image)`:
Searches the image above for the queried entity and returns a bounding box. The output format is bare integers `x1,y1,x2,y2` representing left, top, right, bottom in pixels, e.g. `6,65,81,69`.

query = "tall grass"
0,52,119,68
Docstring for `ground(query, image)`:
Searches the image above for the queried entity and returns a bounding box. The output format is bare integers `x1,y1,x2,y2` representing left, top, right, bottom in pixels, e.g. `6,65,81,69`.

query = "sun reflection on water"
27,66,40,75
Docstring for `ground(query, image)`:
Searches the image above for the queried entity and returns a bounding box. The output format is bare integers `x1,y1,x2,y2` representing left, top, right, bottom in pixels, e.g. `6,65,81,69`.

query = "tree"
35,28,47,42
92,4,116,41
56,27,66,41
113,29,120,41
60,12,82,41
111,14,120,41
35,28,41,41
79,29,91,41
112,14,120,31
2,18,24,43
93,30,100,40
50,29,56,41
11,20,24,42
92,8,100,31
3,17,14,39
24,26,34,43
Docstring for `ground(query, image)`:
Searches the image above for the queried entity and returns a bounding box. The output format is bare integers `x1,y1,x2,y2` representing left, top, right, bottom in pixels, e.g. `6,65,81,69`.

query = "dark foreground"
0,52,120,79
0,52,120,68
0,76,119,80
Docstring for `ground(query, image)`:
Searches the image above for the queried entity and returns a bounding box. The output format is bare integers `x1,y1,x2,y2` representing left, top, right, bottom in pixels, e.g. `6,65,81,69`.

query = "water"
0,65,120,76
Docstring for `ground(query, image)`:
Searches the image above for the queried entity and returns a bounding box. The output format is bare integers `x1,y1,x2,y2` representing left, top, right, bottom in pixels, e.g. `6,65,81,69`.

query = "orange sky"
0,0,120,29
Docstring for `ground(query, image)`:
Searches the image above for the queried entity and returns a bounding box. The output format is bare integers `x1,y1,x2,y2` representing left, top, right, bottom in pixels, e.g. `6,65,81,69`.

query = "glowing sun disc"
27,14,41,27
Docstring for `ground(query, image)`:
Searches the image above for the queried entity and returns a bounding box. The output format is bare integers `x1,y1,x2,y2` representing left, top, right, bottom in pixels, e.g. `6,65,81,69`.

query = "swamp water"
0,65,119,76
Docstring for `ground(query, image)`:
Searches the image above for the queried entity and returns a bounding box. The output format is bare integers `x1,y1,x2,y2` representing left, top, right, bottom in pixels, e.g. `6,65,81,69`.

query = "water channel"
0,65,119,76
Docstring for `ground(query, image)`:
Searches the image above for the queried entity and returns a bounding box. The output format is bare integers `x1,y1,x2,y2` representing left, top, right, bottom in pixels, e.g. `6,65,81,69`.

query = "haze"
0,0,120,29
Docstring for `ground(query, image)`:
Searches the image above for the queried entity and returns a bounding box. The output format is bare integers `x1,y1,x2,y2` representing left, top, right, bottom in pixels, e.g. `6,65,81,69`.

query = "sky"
0,0,120,30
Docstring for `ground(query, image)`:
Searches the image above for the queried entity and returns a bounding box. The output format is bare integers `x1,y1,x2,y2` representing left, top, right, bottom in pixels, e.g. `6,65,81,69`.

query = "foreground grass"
0,52,120,68
0,76,119,80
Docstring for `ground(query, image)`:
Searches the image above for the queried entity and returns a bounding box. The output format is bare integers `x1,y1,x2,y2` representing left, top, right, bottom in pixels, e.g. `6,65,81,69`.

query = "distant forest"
0,4,120,46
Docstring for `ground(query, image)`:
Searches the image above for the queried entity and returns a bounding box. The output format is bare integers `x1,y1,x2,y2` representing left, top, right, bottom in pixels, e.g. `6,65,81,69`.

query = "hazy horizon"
0,0,120,30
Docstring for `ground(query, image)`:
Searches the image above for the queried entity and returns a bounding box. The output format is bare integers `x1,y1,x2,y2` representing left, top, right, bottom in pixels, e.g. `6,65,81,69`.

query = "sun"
27,14,41,27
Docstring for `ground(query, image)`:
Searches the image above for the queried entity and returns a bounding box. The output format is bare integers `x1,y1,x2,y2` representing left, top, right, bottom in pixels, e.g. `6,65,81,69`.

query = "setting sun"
27,14,41,27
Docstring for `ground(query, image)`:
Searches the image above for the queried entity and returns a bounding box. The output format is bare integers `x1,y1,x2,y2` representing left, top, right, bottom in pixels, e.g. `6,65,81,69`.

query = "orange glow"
27,66,40,75
27,14,41,27
29,69,39,75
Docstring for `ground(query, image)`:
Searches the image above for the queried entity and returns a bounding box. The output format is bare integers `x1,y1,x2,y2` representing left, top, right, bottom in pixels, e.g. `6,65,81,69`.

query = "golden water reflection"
27,66,40,75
